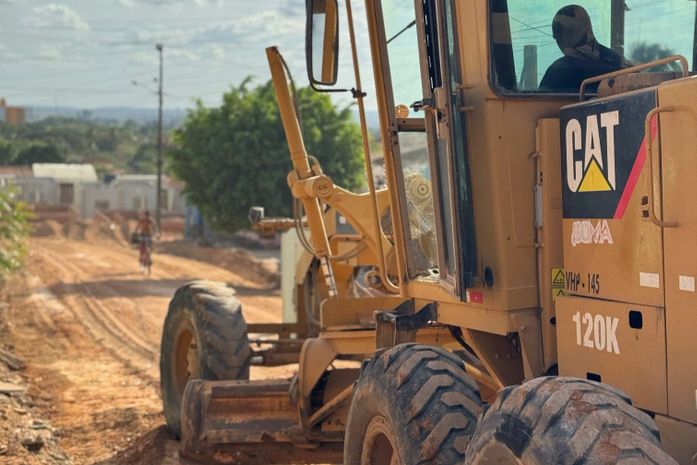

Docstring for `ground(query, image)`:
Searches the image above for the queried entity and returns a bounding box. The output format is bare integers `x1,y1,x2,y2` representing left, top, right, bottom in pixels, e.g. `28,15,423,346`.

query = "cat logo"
565,110,620,192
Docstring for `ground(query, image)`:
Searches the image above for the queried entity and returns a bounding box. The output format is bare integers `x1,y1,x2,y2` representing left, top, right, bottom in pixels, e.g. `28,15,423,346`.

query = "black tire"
160,281,250,438
465,376,678,465
344,343,483,465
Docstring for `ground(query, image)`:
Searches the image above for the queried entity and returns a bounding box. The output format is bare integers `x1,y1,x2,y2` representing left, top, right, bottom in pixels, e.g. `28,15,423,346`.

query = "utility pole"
693,0,697,74
156,43,164,232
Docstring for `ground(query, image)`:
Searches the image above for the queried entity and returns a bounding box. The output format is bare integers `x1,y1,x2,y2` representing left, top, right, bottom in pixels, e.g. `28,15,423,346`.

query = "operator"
539,4,631,92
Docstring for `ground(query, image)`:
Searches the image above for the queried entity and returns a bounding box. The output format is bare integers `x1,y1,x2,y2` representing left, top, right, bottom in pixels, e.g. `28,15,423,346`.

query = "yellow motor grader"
159,0,697,463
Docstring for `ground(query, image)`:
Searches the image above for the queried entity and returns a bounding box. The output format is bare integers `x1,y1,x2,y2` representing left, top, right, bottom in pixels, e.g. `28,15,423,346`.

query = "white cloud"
129,51,159,65
24,4,90,31
127,10,303,48
36,45,63,61
125,0,224,5
168,48,200,60
116,0,135,7
0,43,19,61
210,44,225,60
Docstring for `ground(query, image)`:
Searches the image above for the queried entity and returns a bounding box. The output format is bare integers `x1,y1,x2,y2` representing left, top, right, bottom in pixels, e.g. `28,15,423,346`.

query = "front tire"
465,376,678,465
160,281,250,438
344,344,483,465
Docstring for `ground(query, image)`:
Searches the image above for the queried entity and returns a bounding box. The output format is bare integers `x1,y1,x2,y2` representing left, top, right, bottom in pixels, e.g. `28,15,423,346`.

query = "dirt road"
2,236,286,465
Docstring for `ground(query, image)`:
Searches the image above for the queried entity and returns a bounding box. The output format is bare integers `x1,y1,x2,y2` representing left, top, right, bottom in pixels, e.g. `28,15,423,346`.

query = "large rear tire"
160,281,250,438
344,344,483,465
465,376,678,465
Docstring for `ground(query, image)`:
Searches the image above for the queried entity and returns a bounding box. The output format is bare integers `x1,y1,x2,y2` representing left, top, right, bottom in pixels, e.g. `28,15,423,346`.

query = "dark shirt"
540,44,626,92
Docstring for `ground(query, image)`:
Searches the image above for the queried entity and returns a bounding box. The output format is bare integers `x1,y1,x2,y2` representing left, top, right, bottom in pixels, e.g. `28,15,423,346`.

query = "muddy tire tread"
345,344,483,465
160,281,250,438
465,376,677,465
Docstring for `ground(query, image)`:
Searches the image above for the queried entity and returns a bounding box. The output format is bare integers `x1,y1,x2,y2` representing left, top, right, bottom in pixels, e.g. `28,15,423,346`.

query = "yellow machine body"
170,1,697,464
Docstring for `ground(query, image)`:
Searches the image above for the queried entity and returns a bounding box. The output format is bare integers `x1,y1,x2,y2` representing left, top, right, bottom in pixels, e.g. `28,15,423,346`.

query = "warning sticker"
552,268,565,304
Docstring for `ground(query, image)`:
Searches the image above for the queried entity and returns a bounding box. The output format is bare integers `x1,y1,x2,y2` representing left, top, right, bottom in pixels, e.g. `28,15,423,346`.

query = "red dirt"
0,235,289,465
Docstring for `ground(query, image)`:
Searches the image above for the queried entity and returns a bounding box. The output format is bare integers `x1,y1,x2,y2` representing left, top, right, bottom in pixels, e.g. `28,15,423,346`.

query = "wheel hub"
173,325,198,399
361,415,400,465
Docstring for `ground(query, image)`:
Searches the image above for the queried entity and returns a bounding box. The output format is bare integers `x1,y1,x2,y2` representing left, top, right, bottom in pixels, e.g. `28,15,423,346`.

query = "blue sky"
0,0,311,109
1,1,693,111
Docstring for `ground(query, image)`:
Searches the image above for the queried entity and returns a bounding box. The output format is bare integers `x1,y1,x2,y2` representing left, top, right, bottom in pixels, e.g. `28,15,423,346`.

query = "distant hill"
352,109,379,131
23,106,377,131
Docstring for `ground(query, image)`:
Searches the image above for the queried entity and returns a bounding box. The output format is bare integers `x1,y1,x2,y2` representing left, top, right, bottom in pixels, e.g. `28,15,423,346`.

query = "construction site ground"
0,219,292,465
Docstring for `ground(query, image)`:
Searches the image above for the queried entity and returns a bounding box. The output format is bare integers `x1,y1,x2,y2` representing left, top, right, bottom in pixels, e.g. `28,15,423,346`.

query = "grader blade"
179,378,343,465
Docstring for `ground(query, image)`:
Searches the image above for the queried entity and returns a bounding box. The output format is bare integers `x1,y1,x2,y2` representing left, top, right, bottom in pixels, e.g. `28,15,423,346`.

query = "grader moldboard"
160,1,697,464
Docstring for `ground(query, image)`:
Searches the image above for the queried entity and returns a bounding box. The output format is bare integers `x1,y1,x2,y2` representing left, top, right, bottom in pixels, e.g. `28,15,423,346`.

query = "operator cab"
306,0,697,305
491,1,696,94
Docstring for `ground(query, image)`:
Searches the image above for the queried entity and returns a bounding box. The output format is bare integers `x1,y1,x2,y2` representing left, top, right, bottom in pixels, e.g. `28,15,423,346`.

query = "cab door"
370,0,476,296
413,0,477,294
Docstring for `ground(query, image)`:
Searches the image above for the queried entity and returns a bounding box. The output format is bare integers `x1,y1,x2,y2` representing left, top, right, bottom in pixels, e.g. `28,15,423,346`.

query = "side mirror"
306,0,339,86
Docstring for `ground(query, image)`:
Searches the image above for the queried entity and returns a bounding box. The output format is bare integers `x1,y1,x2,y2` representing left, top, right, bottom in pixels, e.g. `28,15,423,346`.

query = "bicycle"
138,234,153,274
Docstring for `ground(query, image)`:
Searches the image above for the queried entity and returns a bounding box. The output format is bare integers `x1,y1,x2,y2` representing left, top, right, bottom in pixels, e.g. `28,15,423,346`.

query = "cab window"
383,0,439,275
490,0,697,94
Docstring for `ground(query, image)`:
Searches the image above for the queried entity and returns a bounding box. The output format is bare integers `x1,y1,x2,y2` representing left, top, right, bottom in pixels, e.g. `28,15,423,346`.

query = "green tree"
169,79,365,231
0,139,16,165
14,141,64,165
629,42,683,72
128,143,158,174
0,187,30,276
0,117,169,174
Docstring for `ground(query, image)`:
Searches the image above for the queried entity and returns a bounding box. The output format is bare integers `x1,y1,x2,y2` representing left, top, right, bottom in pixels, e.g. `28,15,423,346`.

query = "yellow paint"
578,159,612,192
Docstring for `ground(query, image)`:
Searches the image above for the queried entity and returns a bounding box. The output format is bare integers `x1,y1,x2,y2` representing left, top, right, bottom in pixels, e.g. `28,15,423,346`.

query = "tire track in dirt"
5,237,283,464
30,244,160,367
7,272,164,464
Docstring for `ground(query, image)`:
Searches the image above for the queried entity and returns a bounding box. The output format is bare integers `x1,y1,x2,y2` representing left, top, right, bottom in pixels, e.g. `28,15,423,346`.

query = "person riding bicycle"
134,211,157,273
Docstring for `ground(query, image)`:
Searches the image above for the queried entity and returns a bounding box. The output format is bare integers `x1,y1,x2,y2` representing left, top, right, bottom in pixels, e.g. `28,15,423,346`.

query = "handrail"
644,106,678,228
345,0,401,294
579,55,689,101
266,46,339,297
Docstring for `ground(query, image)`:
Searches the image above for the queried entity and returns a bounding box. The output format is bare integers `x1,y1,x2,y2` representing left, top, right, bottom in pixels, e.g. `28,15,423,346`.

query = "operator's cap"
552,5,594,50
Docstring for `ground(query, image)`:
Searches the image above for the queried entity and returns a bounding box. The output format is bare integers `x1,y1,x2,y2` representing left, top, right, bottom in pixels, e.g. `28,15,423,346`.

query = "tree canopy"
169,79,366,232
0,117,166,174
14,141,65,165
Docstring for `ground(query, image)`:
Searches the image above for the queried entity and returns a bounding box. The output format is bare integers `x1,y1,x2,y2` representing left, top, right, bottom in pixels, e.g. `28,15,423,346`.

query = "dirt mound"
31,220,63,238
31,212,185,247
160,217,184,238
92,426,176,465
83,220,121,242
30,204,78,224
31,217,127,244
157,240,280,289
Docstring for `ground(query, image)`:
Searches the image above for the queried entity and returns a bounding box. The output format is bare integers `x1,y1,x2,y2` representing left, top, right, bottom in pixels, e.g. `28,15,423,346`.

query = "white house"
2,163,186,219
14,163,98,207
79,174,186,218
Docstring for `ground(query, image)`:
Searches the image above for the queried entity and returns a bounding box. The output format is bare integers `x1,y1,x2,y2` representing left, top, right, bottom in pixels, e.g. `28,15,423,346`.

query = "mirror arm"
350,88,367,98
308,81,349,93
